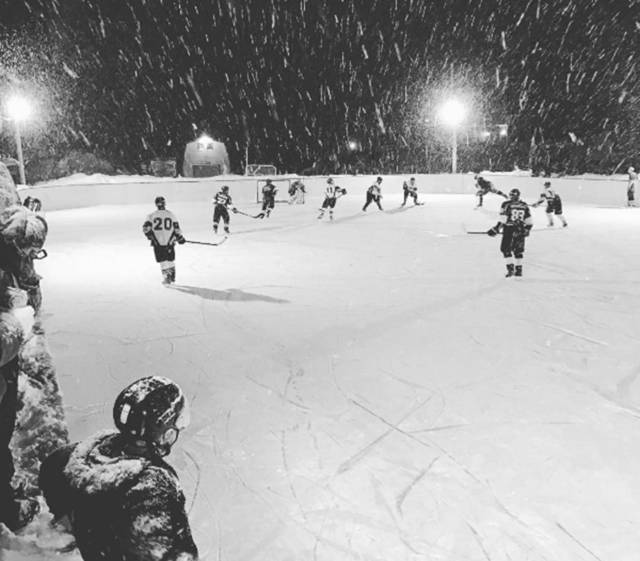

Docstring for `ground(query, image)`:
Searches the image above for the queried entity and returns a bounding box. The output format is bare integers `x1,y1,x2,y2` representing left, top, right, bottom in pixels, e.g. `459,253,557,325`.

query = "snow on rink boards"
14,190,640,561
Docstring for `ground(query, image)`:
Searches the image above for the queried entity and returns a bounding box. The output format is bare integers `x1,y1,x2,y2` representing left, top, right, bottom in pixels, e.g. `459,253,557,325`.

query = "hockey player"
627,166,638,207
362,176,384,211
288,179,306,204
487,188,533,277
401,177,422,206
260,179,278,218
142,196,186,285
475,173,507,208
212,185,236,235
317,177,346,220
531,181,568,227
39,376,198,561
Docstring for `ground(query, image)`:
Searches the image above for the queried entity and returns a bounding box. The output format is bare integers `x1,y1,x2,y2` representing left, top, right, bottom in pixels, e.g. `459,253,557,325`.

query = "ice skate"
515,265,523,277
505,264,515,278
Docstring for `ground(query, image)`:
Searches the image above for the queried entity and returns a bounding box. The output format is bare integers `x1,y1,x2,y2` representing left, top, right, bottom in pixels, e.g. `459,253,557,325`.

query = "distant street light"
6,95,33,185
437,99,467,173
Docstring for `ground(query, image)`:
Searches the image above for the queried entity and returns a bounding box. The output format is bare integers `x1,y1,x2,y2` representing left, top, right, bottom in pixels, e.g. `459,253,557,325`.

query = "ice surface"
9,188,640,560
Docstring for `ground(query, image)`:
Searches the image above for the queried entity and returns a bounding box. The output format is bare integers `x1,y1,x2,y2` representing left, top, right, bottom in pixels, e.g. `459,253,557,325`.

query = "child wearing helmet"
318,177,347,220
401,177,422,207
39,376,198,561
531,181,568,227
212,185,236,235
486,188,533,277
142,196,186,285
259,179,278,218
474,173,508,208
362,177,384,211
627,166,638,207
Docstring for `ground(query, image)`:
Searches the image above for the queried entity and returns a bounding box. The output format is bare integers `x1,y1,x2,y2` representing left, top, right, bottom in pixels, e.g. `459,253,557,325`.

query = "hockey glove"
487,227,498,237
176,235,186,245
524,225,532,237
341,188,347,195
231,207,238,214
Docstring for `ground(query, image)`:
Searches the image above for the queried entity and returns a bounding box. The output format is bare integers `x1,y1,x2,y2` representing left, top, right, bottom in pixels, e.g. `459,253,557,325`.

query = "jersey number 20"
153,217,173,230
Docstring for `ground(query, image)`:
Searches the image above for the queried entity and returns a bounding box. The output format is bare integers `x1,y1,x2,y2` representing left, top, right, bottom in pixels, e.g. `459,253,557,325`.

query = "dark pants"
322,197,337,209
213,206,230,232
403,190,418,205
363,193,382,210
262,196,275,212
152,244,175,263
0,358,19,525
500,226,526,259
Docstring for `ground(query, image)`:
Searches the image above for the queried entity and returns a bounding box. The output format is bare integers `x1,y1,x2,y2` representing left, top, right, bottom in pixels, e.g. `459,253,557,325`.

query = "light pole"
437,99,467,173
6,95,32,185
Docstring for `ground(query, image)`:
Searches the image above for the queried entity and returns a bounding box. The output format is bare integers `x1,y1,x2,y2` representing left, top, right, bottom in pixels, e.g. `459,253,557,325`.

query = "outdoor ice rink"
31,188,640,560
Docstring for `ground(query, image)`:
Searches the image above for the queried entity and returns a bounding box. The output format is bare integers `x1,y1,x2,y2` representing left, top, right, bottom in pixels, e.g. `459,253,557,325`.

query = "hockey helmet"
376,176,383,183
629,166,635,174
113,376,190,457
221,185,229,193
327,177,334,184
509,188,521,201
543,181,551,187
155,196,166,210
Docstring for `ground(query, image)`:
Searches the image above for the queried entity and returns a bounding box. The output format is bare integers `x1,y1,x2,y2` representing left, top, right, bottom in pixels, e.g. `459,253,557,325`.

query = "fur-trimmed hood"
63,430,167,496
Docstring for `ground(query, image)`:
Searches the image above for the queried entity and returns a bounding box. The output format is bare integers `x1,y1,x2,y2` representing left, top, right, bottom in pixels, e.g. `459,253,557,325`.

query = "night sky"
1,0,639,176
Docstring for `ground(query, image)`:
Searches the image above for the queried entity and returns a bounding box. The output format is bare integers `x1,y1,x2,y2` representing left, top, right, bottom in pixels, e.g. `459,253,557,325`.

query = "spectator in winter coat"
39,376,198,561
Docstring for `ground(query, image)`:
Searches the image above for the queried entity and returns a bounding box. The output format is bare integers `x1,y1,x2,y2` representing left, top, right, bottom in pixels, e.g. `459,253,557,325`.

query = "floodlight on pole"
437,99,467,173
5,95,33,185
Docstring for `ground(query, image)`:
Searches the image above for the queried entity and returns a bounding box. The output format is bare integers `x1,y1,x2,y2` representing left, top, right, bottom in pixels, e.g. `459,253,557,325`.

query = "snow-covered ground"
12,187,640,560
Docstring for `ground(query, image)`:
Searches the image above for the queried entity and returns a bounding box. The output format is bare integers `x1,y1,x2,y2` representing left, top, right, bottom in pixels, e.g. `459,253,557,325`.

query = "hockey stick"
185,237,228,247
466,231,489,235
233,209,264,219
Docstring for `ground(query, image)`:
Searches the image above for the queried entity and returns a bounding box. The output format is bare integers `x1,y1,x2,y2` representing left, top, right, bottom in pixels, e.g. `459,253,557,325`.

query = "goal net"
255,178,293,204
246,164,277,176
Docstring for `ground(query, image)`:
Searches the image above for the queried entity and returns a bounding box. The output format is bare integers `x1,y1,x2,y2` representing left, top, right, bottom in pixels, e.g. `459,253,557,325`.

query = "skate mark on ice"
370,473,424,555
245,375,310,411
345,399,490,487
170,284,289,304
335,398,433,475
395,459,437,516
466,522,493,561
556,521,604,561
615,364,640,406
280,430,308,521
542,323,608,346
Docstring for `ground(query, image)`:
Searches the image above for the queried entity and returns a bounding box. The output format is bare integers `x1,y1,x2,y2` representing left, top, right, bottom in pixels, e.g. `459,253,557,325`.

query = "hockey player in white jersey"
142,196,186,285
317,177,346,220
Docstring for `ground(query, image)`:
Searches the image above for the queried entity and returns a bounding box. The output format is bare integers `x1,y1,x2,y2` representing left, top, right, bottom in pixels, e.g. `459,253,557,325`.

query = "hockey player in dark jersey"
475,173,507,208
142,196,186,285
260,179,278,218
212,185,236,235
362,176,383,211
487,188,533,277
39,376,198,561
627,166,638,207
401,177,422,206
531,181,568,227
317,177,346,220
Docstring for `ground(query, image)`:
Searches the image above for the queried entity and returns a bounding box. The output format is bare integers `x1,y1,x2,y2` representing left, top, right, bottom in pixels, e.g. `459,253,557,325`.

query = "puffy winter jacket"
39,430,198,561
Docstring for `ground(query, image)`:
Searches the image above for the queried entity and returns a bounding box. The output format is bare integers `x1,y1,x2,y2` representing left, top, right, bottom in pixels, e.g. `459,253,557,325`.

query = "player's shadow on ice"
170,285,289,303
